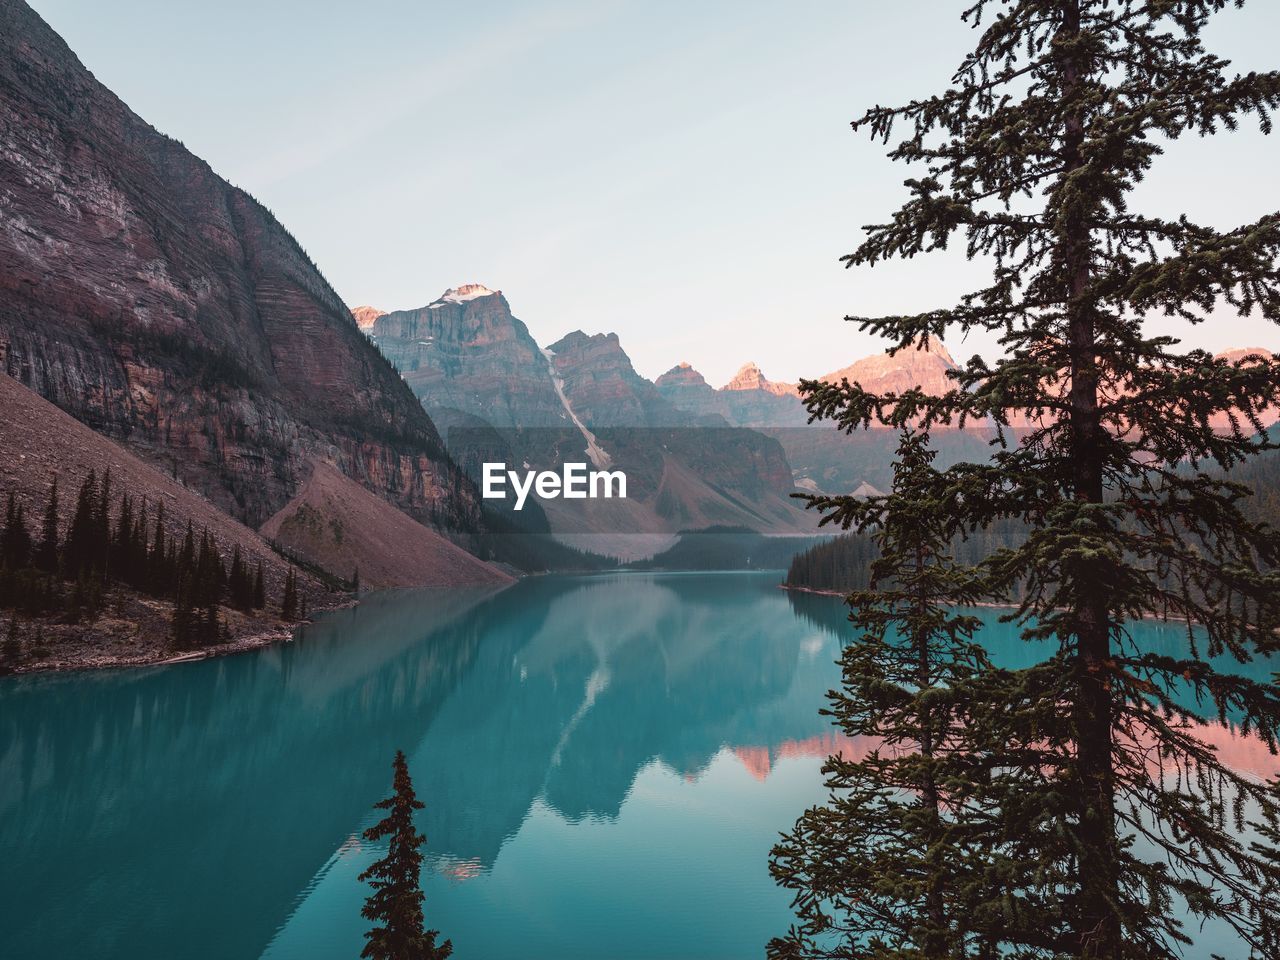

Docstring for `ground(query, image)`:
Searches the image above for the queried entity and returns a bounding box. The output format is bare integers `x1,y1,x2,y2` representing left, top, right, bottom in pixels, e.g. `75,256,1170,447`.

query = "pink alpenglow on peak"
723,362,800,397
350,305,387,331
436,283,500,304
820,340,958,396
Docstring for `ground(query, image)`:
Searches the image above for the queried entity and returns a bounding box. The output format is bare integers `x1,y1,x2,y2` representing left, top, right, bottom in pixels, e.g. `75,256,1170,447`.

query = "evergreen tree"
358,750,451,960
1,494,32,570
768,432,998,957
228,544,248,611
252,561,265,610
148,501,167,594
63,471,100,580
793,3,1280,957
33,475,59,574
771,431,995,958
95,469,112,576
281,568,298,621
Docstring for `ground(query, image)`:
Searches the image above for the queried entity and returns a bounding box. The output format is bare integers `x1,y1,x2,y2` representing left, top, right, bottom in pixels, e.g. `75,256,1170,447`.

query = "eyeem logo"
482,462,627,511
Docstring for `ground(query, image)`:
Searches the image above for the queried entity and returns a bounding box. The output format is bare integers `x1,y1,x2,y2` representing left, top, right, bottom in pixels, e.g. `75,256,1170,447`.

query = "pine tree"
794,3,1280,957
358,750,451,960
771,431,995,958
252,561,265,610
0,494,32,569
148,501,167,594
33,475,59,574
281,568,298,621
63,471,99,580
228,545,248,611
95,469,112,577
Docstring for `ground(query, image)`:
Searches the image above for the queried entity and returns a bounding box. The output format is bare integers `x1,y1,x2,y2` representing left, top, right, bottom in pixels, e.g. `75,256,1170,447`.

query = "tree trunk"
1060,1,1120,956
915,542,947,953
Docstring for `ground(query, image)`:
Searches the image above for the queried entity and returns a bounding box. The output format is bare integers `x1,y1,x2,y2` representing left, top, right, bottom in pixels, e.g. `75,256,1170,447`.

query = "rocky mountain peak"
656,362,711,389
436,283,499,304
723,362,800,397
350,305,386,331
820,340,958,394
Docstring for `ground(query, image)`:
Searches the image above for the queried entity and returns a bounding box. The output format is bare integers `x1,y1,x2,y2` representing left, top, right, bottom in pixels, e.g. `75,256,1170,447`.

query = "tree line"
1,469,305,659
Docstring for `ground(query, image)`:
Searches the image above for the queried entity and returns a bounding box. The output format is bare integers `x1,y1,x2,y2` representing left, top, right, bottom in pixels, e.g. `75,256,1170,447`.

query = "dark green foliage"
281,568,298,622
785,532,878,593
772,431,995,958
1,494,32,569
359,750,451,960
0,472,279,650
252,561,266,610
784,3,1280,958
63,470,100,580
785,518,1031,594
33,475,59,574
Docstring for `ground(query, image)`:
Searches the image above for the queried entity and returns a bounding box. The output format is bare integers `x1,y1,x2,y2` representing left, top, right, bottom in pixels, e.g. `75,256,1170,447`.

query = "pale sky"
26,0,1280,385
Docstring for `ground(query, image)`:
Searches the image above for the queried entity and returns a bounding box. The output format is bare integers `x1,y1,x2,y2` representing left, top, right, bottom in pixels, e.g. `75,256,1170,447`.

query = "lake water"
1,572,1275,959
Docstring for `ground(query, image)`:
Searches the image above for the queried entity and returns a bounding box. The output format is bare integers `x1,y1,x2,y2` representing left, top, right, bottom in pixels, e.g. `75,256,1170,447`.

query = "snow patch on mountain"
541,347,613,469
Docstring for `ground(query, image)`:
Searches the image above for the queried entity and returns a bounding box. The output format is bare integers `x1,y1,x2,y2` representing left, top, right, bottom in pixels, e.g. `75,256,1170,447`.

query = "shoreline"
1,598,356,677
779,583,1199,626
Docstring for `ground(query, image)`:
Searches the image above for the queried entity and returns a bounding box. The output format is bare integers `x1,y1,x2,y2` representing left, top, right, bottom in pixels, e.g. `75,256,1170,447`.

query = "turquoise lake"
1,572,1275,959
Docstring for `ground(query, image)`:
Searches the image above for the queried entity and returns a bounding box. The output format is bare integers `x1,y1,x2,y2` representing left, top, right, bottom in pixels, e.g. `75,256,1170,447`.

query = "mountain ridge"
0,0,479,532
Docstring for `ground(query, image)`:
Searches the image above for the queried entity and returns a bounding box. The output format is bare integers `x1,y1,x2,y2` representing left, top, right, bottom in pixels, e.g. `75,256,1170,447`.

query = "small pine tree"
0,495,32,569
252,561,265,610
63,470,99,580
33,474,59,574
358,750,451,960
148,502,167,593
281,569,298,621
771,431,995,958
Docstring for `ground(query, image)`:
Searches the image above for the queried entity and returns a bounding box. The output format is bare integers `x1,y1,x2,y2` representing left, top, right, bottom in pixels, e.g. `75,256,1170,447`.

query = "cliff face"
368,286,572,433
546,330,688,427
0,0,478,530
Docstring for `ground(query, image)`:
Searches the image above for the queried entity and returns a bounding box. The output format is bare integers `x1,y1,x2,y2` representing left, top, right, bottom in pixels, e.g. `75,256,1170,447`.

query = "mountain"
362,287,813,555
367,285,572,435
0,0,477,532
350,306,386,331
260,462,514,590
656,361,808,428
725,362,800,397
545,330,694,427
818,340,959,396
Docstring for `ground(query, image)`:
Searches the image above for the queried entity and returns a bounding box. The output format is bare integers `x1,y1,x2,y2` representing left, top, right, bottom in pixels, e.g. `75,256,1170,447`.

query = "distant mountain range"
355,288,993,508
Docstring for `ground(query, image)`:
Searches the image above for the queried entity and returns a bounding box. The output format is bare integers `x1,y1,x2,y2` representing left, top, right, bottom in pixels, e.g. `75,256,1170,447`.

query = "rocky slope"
259,462,514,590
0,0,478,532
0,372,327,669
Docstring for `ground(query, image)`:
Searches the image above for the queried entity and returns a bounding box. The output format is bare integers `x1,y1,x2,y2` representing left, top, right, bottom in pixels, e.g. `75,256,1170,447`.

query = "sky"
25,0,1280,386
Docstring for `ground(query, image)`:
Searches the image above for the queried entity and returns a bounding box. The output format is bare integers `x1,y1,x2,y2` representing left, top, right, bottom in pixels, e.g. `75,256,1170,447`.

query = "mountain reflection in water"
0,572,1273,960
